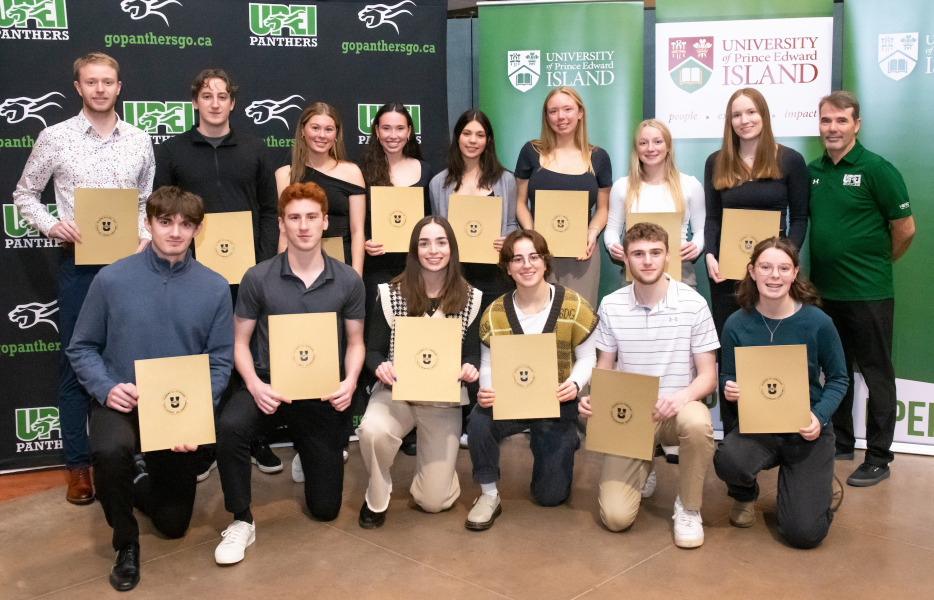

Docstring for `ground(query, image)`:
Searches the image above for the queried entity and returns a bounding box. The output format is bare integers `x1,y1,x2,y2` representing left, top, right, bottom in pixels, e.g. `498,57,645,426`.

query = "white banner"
655,17,833,138
853,375,934,450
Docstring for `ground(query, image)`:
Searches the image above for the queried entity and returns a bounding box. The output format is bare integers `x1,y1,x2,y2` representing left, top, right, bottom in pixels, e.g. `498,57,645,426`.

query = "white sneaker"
292,454,304,483
215,521,255,564
641,470,657,499
196,460,217,483
672,495,703,548
342,449,349,464
459,433,469,449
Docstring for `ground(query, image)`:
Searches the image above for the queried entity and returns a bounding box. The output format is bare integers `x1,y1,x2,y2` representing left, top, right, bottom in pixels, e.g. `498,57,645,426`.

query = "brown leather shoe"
66,467,95,505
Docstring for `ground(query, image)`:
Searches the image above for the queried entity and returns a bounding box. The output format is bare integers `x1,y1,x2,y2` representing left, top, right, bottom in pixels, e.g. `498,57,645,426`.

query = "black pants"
709,277,741,434
89,403,198,550
714,425,835,549
217,382,346,521
822,298,897,466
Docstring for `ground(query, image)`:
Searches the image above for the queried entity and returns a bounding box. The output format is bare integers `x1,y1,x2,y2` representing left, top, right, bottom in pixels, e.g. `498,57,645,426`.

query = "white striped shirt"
594,277,719,396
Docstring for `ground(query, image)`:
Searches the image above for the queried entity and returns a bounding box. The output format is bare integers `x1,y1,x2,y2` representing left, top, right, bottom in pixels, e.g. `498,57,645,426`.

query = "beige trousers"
356,385,462,513
598,401,713,531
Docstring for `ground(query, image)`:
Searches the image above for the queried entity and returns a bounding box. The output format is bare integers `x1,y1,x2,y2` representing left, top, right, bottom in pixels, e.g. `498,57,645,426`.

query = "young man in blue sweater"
67,186,234,591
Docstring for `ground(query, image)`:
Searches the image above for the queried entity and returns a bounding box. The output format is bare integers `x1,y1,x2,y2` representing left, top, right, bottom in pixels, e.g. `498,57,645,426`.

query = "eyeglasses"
509,253,545,266
754,263,794,276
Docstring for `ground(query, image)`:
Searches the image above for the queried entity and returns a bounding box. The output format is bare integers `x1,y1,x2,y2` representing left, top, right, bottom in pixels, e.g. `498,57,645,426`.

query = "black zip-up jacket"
154,127,278,262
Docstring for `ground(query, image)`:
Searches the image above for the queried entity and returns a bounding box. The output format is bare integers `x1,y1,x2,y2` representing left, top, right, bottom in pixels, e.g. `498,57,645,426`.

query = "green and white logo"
15,407,60,442
0,0,68,29
4,203,56,238
357,104,421,135
249,3,315,36
123,101,194,135
507,50,540,93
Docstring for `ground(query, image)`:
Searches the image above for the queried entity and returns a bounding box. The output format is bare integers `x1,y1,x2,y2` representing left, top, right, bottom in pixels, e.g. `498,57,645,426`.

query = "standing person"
429,108,518,445
465,230,598,530
360,102,432,456
514,86,612,307
714,237,848,549
604,120,705,287
356,216,482,528
703,88,809,434
580,222,718,548
66,186,234,591
154,68,281,480
807,91,914,486
213,182,365,565
276,102,365,276
12,52,155,505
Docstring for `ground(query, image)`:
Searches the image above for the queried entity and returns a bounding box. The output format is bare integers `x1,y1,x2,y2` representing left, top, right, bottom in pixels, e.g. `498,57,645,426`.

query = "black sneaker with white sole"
250,438,283,474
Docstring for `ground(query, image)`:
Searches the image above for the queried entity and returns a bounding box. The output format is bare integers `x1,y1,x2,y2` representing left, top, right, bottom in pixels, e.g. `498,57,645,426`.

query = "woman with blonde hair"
514,87,612,307
604,119,705,286
275,102,365,275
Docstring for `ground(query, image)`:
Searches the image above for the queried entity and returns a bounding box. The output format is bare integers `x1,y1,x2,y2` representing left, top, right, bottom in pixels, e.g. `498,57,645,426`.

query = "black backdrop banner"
0,0,448,471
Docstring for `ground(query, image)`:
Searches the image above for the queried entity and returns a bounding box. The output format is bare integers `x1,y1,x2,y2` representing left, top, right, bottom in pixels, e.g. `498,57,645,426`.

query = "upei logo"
356,104,421,135
464,220,482,238
163,389,188,414
388,210,406,227
551,215,569,233
668,37,714,93
120,0,181,27
507,50,540,93
123,101,194,135
759,377,785,401
415,347,438,370
249,3,315,36
842,174,862,187
0,0,68,29
611,402,634,425
4,203,56,238
0,91,63,127
215,238,235,257
8,300,59,332
96,215,117,237
15,407,60,442
879,33,918,81
358,1,414,35
244,95,304,128
292,345,314,367
739,235,757,255
513,365,534,387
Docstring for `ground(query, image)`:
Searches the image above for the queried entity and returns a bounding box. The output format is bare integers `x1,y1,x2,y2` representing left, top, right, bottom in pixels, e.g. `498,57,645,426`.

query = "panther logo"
739,235,758,254
2,0,61,26
119,0,181,26
513,365,534,387
8,300,59,332
292,345,315,367
611,402,634,425
552,215,569,233
388,210,406,227
162,389,187,414
416,347,437,369
357,1,415,34
135,106,185,133
465,220,482,238
260,7,307,35
759,377,784,401
0,92,64,127
244,95,304,128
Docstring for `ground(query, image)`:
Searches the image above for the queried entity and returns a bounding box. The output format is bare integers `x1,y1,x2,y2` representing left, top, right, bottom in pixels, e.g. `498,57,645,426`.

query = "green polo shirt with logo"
808,141,911,301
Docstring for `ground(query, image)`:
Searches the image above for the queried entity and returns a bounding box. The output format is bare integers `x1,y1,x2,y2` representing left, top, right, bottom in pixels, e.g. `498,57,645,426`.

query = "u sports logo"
4,203,57,238
249,2,315,36
357,104,421,135
123,101,194,135
0,0,68,29
15,407,60,442
878,32,918,81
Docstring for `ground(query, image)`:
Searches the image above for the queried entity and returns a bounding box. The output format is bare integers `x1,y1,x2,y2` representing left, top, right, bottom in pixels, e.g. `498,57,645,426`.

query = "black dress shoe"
110,542,140,592
358,501,386,529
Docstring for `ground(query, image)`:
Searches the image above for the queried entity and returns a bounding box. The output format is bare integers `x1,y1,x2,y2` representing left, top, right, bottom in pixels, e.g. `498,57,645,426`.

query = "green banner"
478,1,644,300
844,0,934,385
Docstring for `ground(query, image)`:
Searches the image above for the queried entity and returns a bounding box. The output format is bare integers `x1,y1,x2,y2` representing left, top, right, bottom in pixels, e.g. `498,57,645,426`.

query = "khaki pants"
356,385,462,513
598,401,713,531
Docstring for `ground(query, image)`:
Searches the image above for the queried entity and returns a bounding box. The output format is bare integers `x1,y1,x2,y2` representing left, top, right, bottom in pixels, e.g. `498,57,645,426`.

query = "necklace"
761,313,784,343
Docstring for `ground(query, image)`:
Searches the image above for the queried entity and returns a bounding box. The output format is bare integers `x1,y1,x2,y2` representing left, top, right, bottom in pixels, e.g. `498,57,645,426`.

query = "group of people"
11,52,914,592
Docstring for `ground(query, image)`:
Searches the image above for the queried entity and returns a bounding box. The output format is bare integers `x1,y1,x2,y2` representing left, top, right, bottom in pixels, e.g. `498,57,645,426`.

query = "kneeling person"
215,182,365,564
67,186,235,591
579,223,718,548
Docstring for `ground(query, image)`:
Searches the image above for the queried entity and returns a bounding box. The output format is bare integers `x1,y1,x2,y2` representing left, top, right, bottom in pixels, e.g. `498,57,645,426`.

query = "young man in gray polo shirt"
214,182,365,565
580,222,718,548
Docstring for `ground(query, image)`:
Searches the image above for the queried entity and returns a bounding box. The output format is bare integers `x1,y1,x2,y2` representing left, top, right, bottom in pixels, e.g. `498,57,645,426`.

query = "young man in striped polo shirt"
580,222,719,548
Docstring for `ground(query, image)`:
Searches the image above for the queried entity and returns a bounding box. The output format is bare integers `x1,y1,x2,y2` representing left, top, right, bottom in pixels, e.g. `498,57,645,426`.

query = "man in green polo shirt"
808,91,915,488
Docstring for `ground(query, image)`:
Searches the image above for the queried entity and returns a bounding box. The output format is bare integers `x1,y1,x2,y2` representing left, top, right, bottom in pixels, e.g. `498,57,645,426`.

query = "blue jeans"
58,253,102,468
467,401,580,507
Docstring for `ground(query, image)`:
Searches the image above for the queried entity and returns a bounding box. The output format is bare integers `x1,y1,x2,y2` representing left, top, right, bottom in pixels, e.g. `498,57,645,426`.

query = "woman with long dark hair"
713,237,847,549
355,216,482,529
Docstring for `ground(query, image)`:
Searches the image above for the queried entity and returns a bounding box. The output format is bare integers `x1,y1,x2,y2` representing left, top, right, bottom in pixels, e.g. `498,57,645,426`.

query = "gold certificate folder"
586,369,658,461
491,333,560,420
392,317,462,403
269,312,341,401
74,188,139,265
136,354,216,452
194,211,256,285
448,194,503,264
735,344,811,434
370,186,425,253
534,190,588,258
625,211,683,282
718,209,781,280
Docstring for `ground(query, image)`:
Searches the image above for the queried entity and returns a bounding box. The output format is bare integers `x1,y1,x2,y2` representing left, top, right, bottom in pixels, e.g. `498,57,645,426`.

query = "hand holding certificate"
490,333,559,420
735,344,810,434
370,186,425,253
136,354,216,452
74,188,140,265
718,209,781,280
391,317,462,403
585,369,658,460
